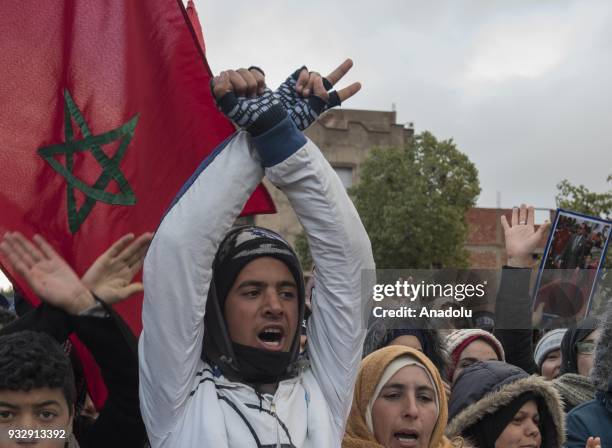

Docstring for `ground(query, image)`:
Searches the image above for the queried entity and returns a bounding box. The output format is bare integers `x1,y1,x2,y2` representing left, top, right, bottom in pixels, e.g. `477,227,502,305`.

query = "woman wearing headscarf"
553,317,599,412
447,360,564,448
343,345,465,448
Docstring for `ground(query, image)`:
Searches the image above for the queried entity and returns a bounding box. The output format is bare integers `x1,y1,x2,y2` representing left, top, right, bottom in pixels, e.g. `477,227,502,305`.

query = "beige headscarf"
343,346,462,448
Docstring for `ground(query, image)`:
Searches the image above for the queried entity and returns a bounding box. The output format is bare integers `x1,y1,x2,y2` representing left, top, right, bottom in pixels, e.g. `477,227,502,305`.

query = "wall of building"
465,207,553,268
255,108,414,246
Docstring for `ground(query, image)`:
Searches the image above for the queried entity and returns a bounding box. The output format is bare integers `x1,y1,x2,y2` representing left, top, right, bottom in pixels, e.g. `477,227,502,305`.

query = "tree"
556,175,612,220
294,231,313,271
348,131,480,268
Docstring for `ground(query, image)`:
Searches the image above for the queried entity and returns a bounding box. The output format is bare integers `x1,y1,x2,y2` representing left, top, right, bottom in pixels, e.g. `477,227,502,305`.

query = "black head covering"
465,392,549,448
363,316,448,378
448,361,563,448
202,226,305,384
560,316,598,375
449,361,528,421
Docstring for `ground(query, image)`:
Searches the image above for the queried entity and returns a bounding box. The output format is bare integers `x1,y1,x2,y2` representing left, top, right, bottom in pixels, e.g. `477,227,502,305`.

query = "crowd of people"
0,62,610,448
546,218,609,271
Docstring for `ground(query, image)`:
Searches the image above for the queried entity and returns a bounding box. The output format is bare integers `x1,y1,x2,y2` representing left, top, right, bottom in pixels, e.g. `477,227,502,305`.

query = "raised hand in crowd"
585,436,601,448
211,68,284,134
213,66,266,98
500,203,550,268
211,59,361,133
0,232,95,314
494,204,550,373
0,232,151,314
276,58,361,130
0,232,151,447
293,59,361,99
82,232,153,305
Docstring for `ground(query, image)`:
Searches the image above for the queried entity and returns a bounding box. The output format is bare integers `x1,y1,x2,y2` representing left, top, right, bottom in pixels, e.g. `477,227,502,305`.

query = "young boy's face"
0,387,73,448
224,257,299,353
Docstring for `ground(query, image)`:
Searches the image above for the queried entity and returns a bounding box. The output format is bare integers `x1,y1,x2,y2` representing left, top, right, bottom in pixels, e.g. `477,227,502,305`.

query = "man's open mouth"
257,326,286,351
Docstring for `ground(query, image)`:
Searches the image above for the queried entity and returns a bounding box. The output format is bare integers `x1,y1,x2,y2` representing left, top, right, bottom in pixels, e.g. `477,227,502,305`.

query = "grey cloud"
194,0,612,210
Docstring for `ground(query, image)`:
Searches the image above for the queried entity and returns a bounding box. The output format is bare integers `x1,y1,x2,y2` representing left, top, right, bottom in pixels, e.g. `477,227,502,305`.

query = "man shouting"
139,60,375,447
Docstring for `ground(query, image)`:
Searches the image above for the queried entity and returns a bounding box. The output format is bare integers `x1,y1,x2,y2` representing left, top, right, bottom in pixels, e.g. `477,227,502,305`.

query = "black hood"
363,317,448,378
560,316,599,375
202,226,305,384
447,360,565,448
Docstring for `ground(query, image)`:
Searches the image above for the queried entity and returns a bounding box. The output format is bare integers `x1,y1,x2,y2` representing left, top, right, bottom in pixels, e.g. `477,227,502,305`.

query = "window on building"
334,167,353,189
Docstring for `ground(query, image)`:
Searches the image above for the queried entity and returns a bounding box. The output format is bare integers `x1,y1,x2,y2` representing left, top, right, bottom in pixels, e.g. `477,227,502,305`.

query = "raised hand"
501,204,550,268
585,436,601,448
295,58,361,102
213,67,266,99
0,232,94,314
82,232,153,305
276,58,361,130
211,69,285,136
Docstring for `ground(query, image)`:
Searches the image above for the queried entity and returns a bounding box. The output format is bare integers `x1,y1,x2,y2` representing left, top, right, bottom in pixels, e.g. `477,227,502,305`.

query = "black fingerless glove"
215,88,287,136
275,66,342,130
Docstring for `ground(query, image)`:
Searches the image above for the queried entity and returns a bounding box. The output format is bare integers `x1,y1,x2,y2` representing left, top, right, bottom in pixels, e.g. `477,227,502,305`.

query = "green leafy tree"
347,131,480,268
294,231,313,271
555,175,612,220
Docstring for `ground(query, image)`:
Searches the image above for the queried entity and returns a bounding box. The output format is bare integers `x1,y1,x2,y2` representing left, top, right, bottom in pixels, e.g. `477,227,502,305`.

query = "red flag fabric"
186,0,206,54
0,0,275,406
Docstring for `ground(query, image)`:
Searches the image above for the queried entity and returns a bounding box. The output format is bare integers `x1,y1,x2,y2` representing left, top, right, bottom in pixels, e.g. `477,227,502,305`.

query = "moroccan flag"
186,0,206,55
0,0,275,406
0,0,275,328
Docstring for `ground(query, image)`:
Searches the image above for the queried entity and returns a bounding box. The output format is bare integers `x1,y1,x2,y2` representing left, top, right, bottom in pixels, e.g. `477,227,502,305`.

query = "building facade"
466,207,553,269
255,108,414,245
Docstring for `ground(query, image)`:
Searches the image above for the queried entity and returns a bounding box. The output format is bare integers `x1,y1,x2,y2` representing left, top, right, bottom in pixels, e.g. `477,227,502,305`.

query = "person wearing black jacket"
446,360,565,448
491,206,599,413
0,232,152,447
565,304,611,448
493,204,549,374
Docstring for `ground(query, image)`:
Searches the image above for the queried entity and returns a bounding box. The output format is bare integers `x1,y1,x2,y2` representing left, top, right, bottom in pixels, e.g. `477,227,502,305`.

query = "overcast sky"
194,0,612,211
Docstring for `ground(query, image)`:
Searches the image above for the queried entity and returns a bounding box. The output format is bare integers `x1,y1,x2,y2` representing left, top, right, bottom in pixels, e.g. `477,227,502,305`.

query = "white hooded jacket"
139,117,375,447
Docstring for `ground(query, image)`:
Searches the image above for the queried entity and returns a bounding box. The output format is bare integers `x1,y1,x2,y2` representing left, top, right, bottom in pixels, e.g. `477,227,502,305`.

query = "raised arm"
0,232,152,340
263,122,374,431
138,130,264,438
259,61,374,432
0,232,149,446
72,300,147,447
206,61,373,439
494,205,550,373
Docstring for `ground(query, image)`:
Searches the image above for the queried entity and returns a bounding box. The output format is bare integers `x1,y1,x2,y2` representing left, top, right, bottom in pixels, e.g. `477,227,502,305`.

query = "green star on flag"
1,0,276,412
38,89,138,233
